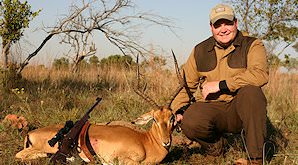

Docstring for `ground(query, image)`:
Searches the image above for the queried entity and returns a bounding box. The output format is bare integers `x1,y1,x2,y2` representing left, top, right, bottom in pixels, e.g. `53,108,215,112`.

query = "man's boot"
200,137,227,157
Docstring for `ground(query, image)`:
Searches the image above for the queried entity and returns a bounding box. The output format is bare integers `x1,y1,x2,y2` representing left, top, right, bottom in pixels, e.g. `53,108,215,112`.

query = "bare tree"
17,0,175,74
61,29,96,73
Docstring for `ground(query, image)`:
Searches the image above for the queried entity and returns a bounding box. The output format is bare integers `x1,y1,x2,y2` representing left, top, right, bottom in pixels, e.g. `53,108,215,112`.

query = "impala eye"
152,117,157,123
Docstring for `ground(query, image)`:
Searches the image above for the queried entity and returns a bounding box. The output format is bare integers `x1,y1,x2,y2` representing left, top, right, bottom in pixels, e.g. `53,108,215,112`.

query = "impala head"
152,106,175,148
132,106,175,149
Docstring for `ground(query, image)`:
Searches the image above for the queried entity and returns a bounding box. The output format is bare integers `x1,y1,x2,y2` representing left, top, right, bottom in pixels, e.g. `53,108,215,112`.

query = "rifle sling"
79,121,96,163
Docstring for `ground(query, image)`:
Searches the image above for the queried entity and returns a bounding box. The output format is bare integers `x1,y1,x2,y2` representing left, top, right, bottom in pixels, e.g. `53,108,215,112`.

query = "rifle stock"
50,97,102,164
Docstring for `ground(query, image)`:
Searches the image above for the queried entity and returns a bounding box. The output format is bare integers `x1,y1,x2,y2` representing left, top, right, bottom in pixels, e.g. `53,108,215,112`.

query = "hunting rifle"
49,97,102,164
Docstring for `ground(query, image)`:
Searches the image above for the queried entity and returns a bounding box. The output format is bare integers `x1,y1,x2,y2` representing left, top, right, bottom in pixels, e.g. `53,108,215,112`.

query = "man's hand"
176,114,183,123
202,81,220,99
175,114,183,132
175,114,183,126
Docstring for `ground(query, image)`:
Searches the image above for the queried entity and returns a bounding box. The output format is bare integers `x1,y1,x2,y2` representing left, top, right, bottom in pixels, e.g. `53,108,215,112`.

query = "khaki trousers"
181,85,267,158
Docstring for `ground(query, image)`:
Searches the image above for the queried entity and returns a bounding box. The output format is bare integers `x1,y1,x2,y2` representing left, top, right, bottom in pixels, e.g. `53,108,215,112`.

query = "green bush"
100,54,134,68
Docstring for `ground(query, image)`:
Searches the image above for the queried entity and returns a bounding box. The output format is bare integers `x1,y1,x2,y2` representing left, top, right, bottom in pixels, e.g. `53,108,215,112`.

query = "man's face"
210,19,238,47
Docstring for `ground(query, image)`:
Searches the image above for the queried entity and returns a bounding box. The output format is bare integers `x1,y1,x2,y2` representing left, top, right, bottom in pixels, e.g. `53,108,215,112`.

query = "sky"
22,0,223,66
22,0,296,67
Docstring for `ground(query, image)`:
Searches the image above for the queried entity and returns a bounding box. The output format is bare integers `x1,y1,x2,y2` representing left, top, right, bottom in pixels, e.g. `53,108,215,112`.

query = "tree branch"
17,0,176,73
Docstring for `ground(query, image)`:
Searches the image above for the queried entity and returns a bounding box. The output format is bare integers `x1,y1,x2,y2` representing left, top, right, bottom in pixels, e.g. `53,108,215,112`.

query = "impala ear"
131,110,154,125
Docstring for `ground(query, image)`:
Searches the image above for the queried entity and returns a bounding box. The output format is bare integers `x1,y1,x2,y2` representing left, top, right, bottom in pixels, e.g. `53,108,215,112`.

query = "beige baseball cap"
210,4,235,24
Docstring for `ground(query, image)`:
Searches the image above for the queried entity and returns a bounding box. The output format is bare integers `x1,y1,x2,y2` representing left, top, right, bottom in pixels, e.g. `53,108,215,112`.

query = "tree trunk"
1,41,11,69
71,55,85,73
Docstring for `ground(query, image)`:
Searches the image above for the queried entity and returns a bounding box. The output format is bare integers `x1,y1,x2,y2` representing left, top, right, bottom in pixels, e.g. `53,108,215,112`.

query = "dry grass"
0,64,297,164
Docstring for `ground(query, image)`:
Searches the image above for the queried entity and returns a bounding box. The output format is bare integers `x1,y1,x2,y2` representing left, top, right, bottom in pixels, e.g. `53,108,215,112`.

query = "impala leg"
15,147,48,161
